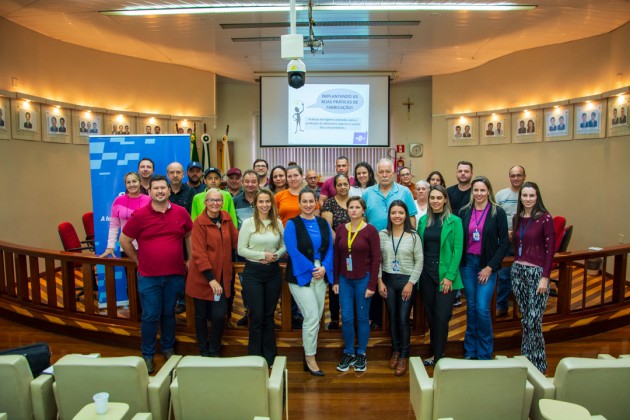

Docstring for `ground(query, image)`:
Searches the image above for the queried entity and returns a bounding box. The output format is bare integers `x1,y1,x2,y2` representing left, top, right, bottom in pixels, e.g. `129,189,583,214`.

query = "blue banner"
89,134,190,306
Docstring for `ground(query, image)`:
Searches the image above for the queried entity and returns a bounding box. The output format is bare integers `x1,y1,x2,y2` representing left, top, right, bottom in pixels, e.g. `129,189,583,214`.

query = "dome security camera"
287,59,306,89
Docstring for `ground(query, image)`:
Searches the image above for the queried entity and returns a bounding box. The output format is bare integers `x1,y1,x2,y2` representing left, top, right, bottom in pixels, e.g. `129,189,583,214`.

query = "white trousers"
289,279,327,356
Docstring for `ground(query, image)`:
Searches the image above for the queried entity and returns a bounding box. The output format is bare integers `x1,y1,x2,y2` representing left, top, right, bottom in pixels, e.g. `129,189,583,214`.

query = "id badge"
518,244,523,257
392,260,401,272
472,228,480,242
346,256,353,272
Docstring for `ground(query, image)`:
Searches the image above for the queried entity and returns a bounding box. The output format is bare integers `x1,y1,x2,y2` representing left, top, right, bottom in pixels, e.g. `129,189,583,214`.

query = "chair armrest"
31,374,57,420
410,358,433,420
618,354,630,359
0,413,7,420
131,413,153,420
148,355,181,420
268,356,287,420
514,356,555,420
169,377,182,420
597,354,615,360
523,381,534,420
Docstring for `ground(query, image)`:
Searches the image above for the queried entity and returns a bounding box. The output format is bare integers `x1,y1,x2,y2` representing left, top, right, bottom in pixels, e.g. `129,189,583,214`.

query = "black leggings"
383,272,416,358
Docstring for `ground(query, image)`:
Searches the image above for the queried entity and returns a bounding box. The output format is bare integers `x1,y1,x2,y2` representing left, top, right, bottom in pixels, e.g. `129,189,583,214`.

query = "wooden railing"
0,240,629,340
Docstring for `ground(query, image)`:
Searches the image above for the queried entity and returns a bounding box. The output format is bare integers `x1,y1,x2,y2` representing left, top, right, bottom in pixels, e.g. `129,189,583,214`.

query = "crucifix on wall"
403,97,414,120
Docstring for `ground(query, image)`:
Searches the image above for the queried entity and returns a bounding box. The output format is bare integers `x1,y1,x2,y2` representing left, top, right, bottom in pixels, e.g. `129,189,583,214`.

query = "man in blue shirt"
362,158,417,231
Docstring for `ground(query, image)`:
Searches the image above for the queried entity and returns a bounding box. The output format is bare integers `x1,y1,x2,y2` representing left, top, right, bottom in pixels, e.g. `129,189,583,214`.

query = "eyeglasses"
306,176,318,180
254,164,267,168
205,199,223,203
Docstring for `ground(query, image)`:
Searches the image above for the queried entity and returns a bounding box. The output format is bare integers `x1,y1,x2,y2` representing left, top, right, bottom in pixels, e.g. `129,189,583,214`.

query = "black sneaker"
236,315,249,326
453,297,463,307
336,353,356,372
144,357,154,374
327,320,339,330
354,353,367,372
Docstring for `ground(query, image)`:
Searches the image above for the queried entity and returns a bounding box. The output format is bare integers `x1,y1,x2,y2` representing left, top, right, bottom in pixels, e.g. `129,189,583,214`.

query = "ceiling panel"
1,1,629,82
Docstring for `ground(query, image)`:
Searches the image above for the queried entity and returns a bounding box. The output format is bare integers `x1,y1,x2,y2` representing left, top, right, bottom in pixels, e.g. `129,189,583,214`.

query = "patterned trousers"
511,262,549,373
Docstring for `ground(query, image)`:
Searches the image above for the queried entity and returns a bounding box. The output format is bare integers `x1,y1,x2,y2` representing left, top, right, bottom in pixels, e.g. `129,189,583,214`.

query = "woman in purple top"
511,181,555,373
100,172,151,257
459,176,509,360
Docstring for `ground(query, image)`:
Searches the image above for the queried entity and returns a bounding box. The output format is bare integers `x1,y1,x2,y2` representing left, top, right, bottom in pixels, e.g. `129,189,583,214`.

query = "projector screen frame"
259,75,391,148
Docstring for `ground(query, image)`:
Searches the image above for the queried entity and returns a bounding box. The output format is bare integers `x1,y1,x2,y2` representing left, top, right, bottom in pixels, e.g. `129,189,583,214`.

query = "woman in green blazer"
417,185,464,366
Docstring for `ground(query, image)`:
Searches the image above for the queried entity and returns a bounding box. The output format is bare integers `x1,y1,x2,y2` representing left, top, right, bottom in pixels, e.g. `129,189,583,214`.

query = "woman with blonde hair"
238,188,286,365
459,176,510,360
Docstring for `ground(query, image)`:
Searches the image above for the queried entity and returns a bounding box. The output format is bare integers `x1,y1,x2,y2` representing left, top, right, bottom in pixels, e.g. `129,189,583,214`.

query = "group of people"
101,155,555,376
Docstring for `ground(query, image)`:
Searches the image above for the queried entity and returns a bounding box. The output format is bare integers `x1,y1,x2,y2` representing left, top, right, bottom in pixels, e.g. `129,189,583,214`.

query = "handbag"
0,342,51,377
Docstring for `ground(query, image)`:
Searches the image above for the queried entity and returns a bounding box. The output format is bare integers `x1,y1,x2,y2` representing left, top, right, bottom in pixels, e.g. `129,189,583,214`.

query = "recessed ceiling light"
101,3,536,16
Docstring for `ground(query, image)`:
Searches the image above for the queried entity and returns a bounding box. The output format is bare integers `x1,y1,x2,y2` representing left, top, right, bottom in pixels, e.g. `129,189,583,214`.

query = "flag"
221,125,230,173
190,132,200,163
201,134,211,170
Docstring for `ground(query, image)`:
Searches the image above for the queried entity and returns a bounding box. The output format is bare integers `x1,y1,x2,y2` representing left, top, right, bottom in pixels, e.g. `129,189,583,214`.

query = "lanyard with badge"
346,221,363,271
518,217,533,256
472,204,489,242
391,233,404,272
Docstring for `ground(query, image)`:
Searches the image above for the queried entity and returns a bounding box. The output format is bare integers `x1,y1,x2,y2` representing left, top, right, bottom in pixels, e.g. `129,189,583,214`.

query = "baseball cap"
227,167,242,177
203,167,222,178
187,161,202,171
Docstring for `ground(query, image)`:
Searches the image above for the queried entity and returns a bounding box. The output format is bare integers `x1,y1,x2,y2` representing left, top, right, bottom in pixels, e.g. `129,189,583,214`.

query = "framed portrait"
543,107,572,142
512,110,542,144
169,119,198,136
18,108,37,132
12,99,41,142
479,114,510,145
575,101,605,140
607,96,630,138
139,117,168,135
448,116,477,146
46,111,69,135
0,97,9,140
107,114,136,136
73,110,103,144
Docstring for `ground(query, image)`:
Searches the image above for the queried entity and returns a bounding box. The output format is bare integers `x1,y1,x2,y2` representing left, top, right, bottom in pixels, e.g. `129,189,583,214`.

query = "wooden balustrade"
1,240,629,342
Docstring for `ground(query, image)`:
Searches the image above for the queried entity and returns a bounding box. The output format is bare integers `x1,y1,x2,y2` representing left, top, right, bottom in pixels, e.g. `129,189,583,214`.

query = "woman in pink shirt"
100,172,151,257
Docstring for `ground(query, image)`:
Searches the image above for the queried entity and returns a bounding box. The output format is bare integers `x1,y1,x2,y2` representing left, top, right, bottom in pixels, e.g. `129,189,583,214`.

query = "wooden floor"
1,315,630,419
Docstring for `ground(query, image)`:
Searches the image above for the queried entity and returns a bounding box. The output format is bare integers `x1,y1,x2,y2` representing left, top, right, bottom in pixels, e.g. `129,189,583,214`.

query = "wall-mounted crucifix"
403,97,414,120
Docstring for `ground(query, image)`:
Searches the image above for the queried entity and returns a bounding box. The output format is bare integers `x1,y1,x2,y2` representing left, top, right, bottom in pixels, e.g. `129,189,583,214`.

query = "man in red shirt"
120,175,193,373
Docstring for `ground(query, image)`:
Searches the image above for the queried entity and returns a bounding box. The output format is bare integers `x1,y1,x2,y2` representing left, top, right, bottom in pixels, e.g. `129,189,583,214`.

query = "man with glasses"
495,165,526,317
253,159,270,188
305,169,321,200
398,166,416,199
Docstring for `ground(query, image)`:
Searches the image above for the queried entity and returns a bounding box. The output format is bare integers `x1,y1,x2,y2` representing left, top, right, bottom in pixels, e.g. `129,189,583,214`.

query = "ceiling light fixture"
101,3,536,16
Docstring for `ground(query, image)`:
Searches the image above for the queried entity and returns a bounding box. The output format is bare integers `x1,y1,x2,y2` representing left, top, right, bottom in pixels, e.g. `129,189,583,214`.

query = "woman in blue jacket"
459,176,510,360
417,185,464,366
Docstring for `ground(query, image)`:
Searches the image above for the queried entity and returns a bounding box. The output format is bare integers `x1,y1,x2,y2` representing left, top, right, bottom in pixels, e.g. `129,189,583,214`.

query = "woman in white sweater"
237,188,286,365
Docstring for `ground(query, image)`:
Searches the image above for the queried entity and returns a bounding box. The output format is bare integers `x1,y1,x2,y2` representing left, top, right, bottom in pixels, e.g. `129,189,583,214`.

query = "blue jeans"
138,274,185,358
461,254,496,359
496,249,514,311
339,274,373,355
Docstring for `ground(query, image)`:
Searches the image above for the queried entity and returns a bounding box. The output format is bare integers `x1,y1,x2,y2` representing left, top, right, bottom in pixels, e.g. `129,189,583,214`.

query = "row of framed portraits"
447,97,629,146
0,97,200,144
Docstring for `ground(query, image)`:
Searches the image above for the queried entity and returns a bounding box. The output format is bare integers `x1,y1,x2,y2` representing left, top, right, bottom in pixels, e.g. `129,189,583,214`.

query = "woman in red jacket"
187,188,238,356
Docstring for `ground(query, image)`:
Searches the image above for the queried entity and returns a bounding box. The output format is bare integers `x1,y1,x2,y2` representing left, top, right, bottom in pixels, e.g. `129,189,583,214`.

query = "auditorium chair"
52,354,181,420
409,357,533,420
81,211,95,243
516,354,630,420
57,221,96,300
0,355,56,420
549,216,573,297
170,355,287,420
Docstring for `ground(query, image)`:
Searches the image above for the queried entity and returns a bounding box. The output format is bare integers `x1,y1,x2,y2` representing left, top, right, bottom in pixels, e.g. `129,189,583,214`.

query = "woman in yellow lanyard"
332,196,381,372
